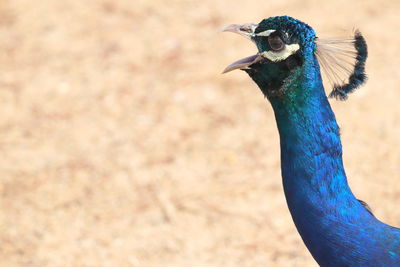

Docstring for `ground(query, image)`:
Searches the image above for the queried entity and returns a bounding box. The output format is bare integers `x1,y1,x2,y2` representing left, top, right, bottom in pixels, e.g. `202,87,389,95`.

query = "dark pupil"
268,36,284,51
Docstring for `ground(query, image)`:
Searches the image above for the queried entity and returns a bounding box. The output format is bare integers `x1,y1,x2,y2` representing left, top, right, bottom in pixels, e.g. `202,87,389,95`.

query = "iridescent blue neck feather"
266,40,400,266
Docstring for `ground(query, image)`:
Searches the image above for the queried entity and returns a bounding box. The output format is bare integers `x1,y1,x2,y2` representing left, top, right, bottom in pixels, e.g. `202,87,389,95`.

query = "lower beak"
222,54,263,74
222,23,262,73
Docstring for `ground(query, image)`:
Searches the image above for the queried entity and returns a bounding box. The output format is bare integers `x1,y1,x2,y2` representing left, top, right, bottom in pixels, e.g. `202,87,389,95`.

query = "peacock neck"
269,56,364,223
266,56,381,264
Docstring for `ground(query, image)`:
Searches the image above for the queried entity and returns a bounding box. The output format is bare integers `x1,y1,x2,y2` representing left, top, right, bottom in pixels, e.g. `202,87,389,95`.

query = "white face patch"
256,29,276,37
260,43,300,62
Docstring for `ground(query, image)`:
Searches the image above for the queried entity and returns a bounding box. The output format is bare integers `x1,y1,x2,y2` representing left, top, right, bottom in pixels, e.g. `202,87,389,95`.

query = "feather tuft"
315,30,368,100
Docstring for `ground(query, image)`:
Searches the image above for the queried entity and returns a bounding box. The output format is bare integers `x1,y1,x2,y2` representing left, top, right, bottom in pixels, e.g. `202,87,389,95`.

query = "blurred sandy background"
0,0,399,266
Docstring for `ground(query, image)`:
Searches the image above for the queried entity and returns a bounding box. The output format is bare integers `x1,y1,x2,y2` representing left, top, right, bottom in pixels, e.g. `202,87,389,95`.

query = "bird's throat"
267,61,380,264
270,61,352,209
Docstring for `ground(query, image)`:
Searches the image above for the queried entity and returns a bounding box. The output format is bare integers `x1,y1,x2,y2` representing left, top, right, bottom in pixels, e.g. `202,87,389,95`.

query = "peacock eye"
268,35,284,51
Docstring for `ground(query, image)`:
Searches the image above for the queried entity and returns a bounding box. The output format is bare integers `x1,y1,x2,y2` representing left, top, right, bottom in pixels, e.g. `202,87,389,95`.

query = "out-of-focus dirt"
1,0,399,266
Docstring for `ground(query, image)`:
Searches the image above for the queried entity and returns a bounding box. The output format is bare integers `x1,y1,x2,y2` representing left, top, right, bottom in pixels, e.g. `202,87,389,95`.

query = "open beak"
222,23,262,73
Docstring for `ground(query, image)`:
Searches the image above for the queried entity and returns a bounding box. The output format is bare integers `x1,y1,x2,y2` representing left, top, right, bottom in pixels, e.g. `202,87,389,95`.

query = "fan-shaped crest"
315,30,368,100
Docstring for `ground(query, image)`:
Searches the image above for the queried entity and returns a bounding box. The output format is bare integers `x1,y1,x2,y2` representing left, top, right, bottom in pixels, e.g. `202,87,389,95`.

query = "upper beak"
222,23,262,73
221,23,258,39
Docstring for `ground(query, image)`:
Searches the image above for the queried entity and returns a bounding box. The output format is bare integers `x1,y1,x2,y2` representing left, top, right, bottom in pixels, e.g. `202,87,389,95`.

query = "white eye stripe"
260,44,300,62
255,29,276,37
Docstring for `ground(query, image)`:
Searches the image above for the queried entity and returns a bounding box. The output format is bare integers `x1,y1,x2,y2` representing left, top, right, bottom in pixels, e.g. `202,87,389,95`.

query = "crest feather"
315,30,368,100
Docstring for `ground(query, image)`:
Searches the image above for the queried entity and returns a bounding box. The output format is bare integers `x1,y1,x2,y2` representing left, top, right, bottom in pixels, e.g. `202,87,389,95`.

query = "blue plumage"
223,16,400,266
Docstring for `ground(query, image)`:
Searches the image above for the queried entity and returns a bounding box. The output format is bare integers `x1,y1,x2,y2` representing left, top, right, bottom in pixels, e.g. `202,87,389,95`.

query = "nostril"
240,26,252,33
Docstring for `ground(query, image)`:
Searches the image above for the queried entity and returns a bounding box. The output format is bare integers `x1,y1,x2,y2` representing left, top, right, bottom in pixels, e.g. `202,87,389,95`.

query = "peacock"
222,16,400,266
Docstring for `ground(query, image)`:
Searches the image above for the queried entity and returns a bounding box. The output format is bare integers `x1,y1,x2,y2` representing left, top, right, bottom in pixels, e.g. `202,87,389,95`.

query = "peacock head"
222,16,367,101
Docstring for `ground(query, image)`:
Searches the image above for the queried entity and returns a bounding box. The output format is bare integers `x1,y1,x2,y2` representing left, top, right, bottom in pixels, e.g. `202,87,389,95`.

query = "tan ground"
1,0,399,266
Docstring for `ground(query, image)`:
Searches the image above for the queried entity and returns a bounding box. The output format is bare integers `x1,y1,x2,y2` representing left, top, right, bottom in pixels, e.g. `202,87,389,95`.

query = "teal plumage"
223,16,400,266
